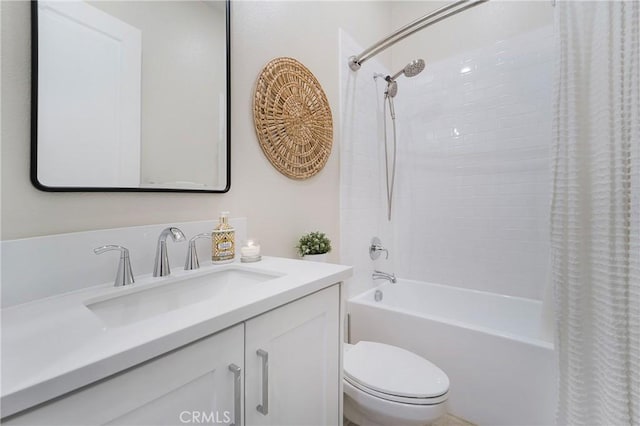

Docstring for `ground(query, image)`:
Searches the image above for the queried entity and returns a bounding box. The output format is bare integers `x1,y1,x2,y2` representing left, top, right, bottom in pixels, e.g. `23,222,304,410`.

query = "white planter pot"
303,253,328,262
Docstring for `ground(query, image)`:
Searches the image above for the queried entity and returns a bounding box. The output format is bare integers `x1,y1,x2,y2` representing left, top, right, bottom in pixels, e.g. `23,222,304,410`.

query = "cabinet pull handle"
256,349,269,415
228,364,241,426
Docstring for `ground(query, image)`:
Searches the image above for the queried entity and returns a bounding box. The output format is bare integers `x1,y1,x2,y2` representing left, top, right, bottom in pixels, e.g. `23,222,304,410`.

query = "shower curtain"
551,1,639,425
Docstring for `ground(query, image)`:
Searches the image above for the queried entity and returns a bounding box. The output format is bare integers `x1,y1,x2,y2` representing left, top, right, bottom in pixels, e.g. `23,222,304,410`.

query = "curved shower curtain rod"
348,0,490,72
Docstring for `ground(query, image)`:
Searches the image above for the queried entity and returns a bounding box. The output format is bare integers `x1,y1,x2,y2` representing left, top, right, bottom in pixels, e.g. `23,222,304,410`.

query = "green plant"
296,231,332,257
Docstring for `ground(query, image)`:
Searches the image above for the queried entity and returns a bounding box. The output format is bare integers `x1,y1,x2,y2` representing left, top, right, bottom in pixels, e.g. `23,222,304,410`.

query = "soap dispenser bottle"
212,211,235,263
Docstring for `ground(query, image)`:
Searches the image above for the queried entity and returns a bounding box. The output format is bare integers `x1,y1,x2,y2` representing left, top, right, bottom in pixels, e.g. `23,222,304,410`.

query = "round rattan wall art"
253,57,333,179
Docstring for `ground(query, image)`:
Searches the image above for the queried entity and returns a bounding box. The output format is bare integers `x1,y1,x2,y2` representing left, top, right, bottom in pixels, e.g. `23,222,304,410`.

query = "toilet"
343,341,449,426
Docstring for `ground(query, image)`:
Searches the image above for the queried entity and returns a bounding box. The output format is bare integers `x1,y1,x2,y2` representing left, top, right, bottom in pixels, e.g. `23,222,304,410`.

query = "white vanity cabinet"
4,285,340,426
4,324,245,426
245,285,340,426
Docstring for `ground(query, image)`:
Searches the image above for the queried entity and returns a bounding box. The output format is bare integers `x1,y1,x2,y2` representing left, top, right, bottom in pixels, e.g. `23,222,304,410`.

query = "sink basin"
86,268,280,327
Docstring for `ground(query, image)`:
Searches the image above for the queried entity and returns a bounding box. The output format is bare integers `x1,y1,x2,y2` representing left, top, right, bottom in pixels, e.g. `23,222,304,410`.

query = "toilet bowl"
343,341,449,426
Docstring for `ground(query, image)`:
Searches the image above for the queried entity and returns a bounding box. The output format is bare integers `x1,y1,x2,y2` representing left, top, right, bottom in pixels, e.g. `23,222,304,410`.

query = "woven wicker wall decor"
253,57,333,179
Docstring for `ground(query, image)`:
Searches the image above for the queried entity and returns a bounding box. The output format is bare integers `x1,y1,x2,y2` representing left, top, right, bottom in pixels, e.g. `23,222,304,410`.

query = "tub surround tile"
339,30,393,299
340,25,553,300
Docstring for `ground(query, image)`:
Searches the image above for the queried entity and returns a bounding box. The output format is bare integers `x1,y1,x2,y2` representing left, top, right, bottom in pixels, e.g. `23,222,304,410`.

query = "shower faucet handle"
369,237,389,260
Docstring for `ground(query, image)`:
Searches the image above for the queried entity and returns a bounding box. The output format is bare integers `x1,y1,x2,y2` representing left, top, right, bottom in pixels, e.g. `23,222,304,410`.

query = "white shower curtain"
552,1,639,425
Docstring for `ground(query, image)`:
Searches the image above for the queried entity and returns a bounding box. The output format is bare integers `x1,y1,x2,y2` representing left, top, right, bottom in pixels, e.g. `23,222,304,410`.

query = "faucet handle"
94,245,135,287
185,233,212,271
369,237,389,260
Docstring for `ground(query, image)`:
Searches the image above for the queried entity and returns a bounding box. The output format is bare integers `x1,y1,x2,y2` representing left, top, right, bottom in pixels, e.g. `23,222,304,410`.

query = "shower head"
388,59,426,81
384,59,425,98
403,59,426,77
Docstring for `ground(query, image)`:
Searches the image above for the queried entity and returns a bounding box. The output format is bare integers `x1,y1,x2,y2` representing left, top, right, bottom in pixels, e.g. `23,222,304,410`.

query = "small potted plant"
296,231,331,262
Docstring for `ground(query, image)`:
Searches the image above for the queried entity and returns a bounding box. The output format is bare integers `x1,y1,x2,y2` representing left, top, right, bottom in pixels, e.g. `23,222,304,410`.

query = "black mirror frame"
30,0,231,193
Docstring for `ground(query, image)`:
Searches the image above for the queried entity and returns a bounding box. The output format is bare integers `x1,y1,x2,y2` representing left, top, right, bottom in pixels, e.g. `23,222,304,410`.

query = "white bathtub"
347,279,557,426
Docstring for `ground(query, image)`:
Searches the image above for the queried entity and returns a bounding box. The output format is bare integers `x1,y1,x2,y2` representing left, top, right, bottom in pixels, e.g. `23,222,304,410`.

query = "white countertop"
1,257,352,417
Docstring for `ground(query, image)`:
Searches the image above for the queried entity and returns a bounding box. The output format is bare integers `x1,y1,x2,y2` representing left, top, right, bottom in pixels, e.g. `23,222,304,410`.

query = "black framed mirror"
31,0,230,193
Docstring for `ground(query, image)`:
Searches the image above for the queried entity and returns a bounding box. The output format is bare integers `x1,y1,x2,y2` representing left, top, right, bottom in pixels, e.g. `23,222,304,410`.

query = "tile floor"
433,414,476,426
344,413,475,426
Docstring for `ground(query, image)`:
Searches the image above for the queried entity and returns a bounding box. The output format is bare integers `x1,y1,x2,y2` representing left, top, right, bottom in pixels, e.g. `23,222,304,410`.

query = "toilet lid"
344,341,449,399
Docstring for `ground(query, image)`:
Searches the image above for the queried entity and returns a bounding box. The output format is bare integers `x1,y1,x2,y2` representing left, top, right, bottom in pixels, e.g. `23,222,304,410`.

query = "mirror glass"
32,0,230,192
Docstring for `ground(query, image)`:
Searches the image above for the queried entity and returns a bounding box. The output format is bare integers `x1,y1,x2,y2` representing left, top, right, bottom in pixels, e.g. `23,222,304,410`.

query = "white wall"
0,1,391,262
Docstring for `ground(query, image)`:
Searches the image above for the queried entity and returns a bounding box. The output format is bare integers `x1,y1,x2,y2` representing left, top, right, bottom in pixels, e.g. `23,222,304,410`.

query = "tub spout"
372,270,397,284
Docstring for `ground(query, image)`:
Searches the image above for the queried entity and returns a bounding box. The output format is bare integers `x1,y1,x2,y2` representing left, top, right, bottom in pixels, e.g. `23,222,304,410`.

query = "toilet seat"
344,341,449,405
345,376,448,405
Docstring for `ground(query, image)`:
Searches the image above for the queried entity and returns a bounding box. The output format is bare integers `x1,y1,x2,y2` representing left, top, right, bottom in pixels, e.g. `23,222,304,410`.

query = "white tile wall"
339,30,395,299
340,26,553,300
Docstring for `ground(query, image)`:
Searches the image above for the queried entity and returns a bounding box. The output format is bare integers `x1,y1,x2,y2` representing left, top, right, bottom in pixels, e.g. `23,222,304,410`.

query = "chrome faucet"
372,270,397,284
94,245,135,287
154,227,186,277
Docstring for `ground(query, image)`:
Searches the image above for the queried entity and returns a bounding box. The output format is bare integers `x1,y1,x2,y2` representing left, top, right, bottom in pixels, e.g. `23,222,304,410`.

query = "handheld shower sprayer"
379,58,425,221
385,79,398,98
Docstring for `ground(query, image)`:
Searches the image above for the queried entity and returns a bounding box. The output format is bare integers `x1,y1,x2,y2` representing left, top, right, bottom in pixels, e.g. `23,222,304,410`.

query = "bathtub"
347,279,557,426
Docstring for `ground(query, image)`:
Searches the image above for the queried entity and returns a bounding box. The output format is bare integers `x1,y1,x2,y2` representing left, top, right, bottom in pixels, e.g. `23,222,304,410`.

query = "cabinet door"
5,324,244,426
245,285,340,426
